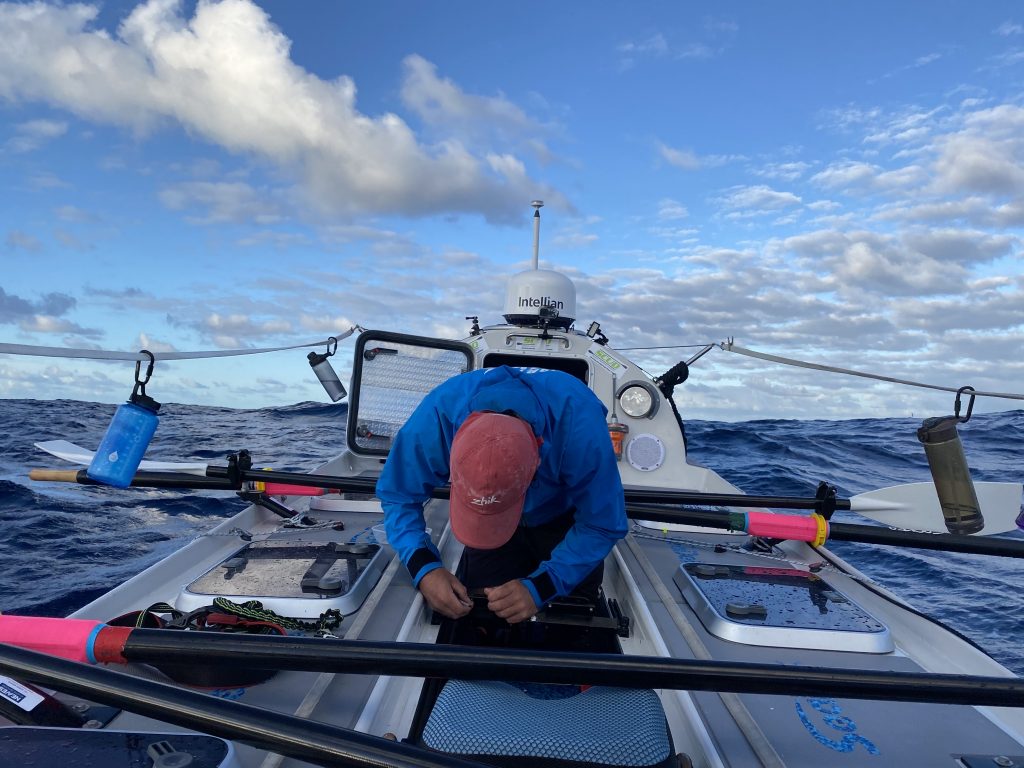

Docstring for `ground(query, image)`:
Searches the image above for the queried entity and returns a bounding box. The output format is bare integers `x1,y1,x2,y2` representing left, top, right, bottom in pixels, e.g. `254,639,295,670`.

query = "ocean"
1,399,1022,673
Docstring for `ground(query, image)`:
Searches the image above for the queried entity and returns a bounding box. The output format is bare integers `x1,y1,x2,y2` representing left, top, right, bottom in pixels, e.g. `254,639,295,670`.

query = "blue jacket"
377,366,628,607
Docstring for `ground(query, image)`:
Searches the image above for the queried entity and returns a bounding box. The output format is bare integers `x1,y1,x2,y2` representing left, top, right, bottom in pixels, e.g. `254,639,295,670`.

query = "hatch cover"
674,563,892,653
177,540,389,618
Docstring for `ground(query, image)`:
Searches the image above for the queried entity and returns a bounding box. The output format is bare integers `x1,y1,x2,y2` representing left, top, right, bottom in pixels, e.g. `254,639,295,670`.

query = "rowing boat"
3,207,1024,768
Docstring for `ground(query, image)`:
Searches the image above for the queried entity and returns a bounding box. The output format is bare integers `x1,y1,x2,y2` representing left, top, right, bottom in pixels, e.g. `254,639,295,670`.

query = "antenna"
531,200,544,270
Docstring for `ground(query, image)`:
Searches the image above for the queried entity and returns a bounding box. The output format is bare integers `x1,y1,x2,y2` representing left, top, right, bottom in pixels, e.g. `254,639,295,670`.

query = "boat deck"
43,490,1024,768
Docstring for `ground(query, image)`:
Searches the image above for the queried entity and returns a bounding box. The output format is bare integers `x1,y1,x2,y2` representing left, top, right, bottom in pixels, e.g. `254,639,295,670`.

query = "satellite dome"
502,269,576,329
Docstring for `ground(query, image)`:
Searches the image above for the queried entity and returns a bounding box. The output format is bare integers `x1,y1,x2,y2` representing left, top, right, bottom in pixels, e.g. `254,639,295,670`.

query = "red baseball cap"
449,411,540,550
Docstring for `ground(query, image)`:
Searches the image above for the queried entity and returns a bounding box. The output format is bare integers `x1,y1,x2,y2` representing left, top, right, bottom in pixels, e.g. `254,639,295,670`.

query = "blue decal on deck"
210,687,246,700
795,698,879,755
667,540,699,563
348,524,376,544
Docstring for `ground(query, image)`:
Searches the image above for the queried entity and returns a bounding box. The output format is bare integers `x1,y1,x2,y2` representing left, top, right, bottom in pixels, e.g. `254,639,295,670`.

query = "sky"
1,0,1023,422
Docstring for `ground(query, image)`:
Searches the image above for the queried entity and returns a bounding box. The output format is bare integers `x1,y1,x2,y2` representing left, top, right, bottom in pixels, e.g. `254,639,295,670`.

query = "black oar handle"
0,643,484,768
63,468,240,490
118,631,1024,708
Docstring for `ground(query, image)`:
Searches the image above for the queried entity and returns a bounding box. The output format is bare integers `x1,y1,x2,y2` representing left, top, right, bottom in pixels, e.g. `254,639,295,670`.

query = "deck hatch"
176,540,389,618
674,563,893,653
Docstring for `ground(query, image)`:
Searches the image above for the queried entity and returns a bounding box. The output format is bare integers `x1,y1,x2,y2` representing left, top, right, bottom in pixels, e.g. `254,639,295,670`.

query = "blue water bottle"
87,352,161,488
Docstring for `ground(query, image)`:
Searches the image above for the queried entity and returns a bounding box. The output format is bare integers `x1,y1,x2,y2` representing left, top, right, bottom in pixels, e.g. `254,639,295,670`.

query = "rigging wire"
720,340,1024,402
0,327,362,363
614,343,716,351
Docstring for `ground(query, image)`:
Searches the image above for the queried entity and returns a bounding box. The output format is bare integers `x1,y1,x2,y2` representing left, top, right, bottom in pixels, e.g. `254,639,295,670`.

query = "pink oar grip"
742,511,829,545
0,615,129,664
260,482,327,496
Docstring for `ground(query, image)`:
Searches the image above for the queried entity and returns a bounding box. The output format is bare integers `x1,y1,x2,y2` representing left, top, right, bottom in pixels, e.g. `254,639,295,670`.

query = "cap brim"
449,491,525,550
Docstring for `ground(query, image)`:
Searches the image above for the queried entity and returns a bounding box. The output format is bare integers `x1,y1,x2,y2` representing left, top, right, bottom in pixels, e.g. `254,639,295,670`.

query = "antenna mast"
531,200,544,269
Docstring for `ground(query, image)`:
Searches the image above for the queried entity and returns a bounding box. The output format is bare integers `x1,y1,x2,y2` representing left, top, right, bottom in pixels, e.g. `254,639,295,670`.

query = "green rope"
212,597,343,634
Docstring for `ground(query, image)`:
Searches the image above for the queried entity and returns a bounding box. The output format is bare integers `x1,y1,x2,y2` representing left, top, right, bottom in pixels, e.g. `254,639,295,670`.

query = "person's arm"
376,390,473,619
524,399,628,606
376,395,452,586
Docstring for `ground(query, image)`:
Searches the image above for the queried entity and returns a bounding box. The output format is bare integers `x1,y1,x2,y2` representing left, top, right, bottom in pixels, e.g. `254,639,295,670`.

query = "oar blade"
34,440,209,476
851,481,1023,534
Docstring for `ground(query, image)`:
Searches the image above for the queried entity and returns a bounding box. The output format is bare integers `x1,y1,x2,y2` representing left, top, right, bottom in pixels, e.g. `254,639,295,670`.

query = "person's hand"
418,568,472,619
485,580,539,624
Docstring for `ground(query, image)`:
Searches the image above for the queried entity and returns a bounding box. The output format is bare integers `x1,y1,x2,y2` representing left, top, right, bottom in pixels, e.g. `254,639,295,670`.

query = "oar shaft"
624,487,852,512
30,468,241,490
826,520,1024,558
207,465,858,513
117,630,1024,708
32,466,1024,558
626,504,1024,559
0,643,482,768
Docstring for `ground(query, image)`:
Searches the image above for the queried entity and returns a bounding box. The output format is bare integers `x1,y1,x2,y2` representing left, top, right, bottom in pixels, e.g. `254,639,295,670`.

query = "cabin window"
482,353,590,384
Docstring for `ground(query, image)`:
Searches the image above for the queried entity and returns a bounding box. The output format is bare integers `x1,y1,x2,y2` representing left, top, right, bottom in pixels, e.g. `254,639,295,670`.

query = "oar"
627,503,1024,560
5,618,1024,708
32,440,1024,535
0,642,483,768
35,439,211,475
25,467,1024,558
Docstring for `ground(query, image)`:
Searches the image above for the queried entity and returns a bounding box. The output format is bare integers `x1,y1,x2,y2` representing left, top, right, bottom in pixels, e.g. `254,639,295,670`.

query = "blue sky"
2,0,1023,421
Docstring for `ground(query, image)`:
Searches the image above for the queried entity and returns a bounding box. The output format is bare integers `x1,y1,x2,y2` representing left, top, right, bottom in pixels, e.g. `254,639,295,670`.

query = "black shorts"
457,510,603,603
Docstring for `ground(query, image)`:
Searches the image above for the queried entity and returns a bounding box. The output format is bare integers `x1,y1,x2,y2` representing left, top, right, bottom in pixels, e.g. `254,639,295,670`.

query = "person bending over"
377,365,627,623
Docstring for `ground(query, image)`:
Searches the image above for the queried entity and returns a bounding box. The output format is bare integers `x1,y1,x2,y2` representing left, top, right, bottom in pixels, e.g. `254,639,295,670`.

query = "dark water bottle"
87,390,160,488
308,341,347,402
917,415,984,534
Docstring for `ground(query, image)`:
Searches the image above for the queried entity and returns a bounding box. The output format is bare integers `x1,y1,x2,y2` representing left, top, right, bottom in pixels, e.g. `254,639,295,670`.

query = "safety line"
0,327,359,363
721,340,1024,401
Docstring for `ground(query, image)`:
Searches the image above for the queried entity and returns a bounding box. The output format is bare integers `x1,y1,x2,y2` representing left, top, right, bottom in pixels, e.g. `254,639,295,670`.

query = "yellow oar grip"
29,469,82,483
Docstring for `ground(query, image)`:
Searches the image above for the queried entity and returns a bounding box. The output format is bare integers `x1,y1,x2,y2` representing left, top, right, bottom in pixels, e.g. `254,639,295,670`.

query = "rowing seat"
421,680,675,767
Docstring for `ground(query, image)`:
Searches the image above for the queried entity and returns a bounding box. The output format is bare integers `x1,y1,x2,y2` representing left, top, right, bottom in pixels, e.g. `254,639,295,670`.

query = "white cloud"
159,181,284,225
5,230,43,252
55,205,93,223
54,228,91,251
717,184,801,213
933,135,1024,196
552,232,598,249
400,54,555,162
0,0,561,223
135,332,178,353
878,52,943,81
0,286,74,322
4,118,67,152
995,21,1023,36
902,228,1014,264
19,314,103,337
806,200,841,212
618,33,670,58
658,143,700,170
187,312,295,348
986,48,1024,69
810,160,926,194
811,161,878,189
779,229,1005,296
28,171,70,189
657,199,689,220
658,141,744,170
753,161,811,181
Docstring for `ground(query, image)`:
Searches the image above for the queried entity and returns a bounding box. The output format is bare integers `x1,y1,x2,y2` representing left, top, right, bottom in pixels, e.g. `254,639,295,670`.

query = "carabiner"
954,385,976,423
135,350,155,386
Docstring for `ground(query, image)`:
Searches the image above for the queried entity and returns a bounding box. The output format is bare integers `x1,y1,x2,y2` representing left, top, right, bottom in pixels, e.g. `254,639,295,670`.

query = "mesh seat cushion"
421,680,672,767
